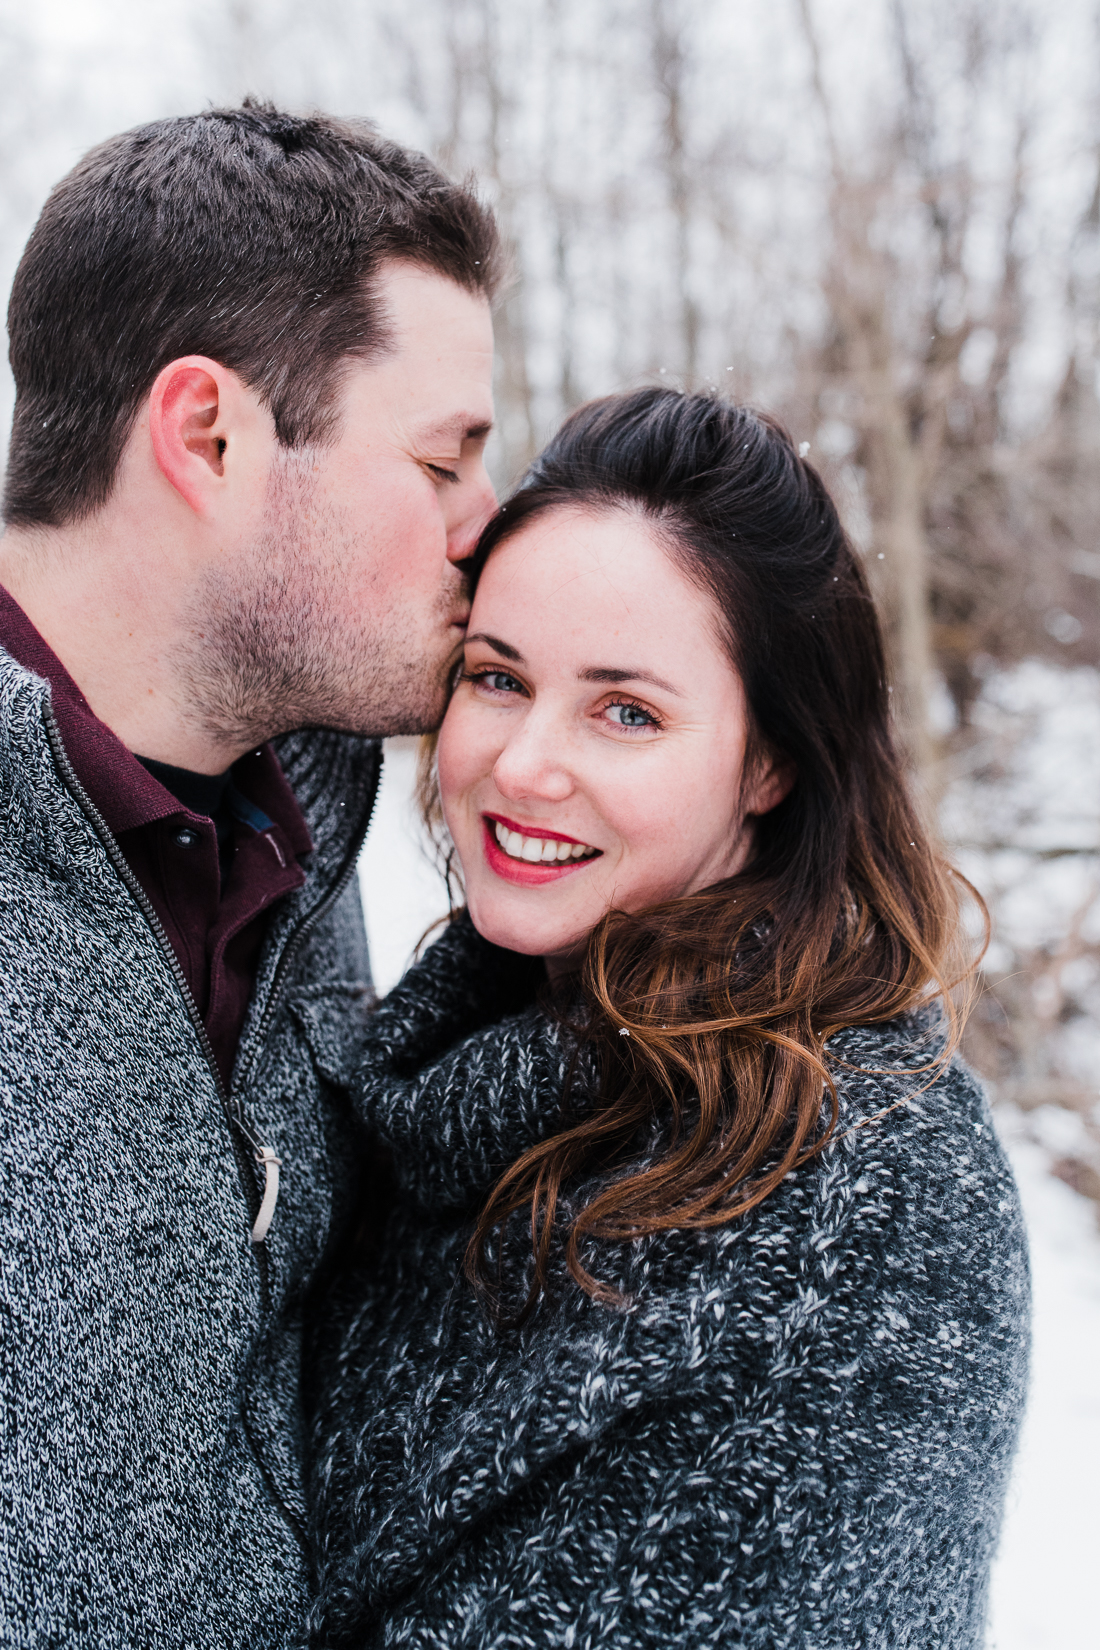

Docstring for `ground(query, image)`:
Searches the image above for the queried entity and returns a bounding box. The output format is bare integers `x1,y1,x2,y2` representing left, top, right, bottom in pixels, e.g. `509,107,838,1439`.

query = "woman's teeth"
493,820,598,864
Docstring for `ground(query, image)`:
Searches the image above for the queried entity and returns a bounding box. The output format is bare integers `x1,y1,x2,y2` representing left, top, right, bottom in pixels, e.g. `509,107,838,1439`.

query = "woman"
297,389,1029,1649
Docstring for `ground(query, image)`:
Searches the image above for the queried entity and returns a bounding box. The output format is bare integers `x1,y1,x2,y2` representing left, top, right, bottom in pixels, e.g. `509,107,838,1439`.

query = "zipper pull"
251,1145,282,1244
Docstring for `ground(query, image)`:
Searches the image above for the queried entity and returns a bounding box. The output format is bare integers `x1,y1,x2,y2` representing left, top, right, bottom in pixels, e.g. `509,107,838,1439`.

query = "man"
0,104,499,1645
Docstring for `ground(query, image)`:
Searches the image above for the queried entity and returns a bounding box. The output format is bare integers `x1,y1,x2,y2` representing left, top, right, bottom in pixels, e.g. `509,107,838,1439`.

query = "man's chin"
262,630,463,742
347,671,454,741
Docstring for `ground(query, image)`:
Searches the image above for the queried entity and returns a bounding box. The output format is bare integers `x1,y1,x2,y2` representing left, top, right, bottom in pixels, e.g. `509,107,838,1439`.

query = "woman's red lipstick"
481,814,602,887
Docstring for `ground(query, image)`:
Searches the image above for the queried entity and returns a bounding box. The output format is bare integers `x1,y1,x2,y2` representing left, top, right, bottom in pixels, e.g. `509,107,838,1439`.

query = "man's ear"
147,356,234,515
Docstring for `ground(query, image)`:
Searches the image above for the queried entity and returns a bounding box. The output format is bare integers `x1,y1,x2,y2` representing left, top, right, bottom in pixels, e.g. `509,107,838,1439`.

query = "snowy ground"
986,1110,1100,1650
358,737,1100,1650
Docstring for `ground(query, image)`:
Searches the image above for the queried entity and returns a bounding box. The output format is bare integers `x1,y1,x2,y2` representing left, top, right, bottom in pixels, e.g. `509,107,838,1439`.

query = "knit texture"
0,644,380,1647
303,916,1031,1650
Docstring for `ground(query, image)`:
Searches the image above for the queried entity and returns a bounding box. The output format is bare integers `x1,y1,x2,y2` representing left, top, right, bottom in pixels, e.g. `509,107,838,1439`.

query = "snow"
941,662,1100,859
988,1111,1100,1650
357,736,1100,1650
357,740,450,997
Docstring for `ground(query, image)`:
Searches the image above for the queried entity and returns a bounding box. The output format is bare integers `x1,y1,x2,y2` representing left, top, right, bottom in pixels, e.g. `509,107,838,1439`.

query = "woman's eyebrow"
465,632,524,662
464,640,682,696
580,665,683,696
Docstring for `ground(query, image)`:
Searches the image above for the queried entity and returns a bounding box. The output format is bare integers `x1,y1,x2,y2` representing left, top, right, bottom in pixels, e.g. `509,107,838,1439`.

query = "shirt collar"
0,584,313,853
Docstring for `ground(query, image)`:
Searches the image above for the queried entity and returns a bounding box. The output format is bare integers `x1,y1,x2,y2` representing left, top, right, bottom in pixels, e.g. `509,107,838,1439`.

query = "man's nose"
445,462,498,566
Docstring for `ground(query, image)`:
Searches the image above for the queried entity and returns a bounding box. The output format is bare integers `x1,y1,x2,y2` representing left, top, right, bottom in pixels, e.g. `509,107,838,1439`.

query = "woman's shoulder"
605,1013,1029,1383
822,1012,1023,1245
818,1015,1030,1340
468,1018,1030,1520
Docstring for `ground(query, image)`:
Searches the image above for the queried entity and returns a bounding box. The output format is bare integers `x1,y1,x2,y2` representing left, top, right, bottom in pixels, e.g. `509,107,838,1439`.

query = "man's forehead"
378,262,494,347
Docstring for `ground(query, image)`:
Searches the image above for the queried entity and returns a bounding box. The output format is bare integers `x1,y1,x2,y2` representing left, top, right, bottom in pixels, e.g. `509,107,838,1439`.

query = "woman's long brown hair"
439,388,982,1321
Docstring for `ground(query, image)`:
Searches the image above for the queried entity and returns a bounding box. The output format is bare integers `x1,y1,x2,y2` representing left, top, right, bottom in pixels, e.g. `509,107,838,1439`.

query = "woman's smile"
482,812,603,885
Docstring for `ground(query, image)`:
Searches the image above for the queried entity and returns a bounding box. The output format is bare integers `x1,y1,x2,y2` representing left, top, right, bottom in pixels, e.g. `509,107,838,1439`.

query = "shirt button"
173,827,199,849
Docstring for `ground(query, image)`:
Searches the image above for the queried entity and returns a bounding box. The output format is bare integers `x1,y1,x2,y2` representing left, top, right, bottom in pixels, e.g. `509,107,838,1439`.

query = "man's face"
191,261,496,745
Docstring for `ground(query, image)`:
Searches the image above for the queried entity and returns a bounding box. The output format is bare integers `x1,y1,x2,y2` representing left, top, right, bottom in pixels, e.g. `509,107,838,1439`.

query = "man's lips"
481,814,603,886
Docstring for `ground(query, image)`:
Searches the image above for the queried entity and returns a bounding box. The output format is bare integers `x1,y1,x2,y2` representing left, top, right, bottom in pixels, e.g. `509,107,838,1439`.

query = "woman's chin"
464,893,588,961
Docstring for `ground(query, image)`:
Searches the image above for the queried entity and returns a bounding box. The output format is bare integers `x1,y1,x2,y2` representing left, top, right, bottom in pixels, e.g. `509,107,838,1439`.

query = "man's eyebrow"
415,412,493,446
465,632,524,662
580,665,683,696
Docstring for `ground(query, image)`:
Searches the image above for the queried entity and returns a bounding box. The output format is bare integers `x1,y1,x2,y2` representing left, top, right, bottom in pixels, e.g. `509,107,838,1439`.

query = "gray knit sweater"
0,644,380,1646
301,916,1030,1650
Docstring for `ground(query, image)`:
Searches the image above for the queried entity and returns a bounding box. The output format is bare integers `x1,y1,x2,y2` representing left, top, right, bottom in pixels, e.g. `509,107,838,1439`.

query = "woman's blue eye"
606,701,656,728
473,670,523,694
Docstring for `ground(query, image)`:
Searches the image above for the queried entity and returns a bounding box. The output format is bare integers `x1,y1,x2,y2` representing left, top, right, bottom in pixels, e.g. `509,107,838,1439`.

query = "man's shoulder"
0,644,94,884
0,638,52,775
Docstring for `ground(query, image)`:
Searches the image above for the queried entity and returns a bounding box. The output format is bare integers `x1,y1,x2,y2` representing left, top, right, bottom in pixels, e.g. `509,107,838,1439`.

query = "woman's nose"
491,715,575,805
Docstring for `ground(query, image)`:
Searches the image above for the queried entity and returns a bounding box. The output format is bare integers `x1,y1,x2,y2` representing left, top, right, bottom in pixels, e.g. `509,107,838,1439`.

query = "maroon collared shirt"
0,587,313,1087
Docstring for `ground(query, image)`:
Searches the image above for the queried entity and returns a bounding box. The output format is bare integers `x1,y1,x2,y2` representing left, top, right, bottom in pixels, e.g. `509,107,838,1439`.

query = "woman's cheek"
439,700,498,854
436,707,473,843
438,696,479,797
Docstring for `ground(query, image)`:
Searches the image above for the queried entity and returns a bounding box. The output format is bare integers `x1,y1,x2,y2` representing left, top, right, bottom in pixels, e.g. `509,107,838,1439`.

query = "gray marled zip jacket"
0,644,381,1647
301,916,1031,1649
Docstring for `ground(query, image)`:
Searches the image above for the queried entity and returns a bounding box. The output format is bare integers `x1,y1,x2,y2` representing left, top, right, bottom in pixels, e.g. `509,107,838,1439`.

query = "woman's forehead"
469,508,737,694
476,507,684,618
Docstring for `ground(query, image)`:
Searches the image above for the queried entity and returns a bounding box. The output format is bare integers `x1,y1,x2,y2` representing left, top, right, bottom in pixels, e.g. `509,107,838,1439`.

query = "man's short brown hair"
3,102,501,528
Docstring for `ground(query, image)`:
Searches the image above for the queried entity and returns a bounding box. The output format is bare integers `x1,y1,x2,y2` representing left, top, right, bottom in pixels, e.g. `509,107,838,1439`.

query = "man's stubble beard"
178,449,464,753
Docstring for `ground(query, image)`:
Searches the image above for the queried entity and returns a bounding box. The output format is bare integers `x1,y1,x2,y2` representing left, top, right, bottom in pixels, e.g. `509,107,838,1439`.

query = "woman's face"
437,506,789,967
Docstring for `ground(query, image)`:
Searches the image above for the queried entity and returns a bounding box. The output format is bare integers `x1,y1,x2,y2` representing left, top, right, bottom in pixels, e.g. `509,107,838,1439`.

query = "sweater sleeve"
314,1396,767,1647
312,1320,1014,1650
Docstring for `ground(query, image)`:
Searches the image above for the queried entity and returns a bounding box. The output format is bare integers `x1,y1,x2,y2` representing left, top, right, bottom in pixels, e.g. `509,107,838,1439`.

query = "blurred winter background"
1,0,1097,1640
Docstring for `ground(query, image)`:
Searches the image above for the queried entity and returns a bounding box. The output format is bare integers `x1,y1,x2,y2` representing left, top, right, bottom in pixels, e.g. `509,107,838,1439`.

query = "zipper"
227,746,380,1552
231,761,380,1099
44,705,274,1302
43,704,381,1307
45,702,381,1554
